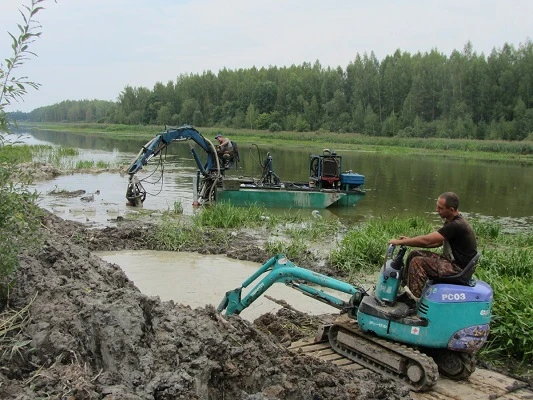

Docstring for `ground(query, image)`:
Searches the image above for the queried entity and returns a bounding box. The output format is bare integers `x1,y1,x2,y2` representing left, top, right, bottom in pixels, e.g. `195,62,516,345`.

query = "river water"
19,128,532,232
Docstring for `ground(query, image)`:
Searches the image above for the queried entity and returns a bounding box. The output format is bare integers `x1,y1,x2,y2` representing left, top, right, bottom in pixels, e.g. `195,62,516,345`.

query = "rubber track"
329,321,439,392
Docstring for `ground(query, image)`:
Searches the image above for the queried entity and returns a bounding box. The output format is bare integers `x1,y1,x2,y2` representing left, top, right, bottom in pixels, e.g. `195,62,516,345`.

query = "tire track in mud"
290,338,533,400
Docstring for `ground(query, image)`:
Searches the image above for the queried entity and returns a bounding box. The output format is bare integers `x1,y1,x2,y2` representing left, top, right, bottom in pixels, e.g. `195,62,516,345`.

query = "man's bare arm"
389,231,444,248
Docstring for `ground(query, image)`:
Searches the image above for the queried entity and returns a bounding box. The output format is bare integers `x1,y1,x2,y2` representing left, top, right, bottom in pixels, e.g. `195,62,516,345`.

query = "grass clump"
192,203,278,229
283,215,342,242
0,145,33,164
146,219,204,251
0,164,42,299
475,244,533,364
265,239,309,261
170,201,183,215
31,145,78,167
473,221,501,240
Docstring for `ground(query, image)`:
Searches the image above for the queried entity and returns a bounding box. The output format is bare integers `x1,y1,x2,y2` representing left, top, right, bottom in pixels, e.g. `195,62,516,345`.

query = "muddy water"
32,168,200,227
96,250,350,322
19,128,533,232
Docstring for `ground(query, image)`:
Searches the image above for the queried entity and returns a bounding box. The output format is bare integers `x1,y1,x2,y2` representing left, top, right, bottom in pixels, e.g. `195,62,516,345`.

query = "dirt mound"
0,213,409,399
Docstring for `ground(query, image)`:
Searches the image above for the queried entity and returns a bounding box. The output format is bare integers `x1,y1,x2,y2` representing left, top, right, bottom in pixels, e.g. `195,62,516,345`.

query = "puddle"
96,250,351,322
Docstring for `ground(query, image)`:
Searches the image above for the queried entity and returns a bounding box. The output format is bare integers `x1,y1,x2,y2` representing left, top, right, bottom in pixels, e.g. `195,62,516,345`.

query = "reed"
0,145,33,163
265,239,309,261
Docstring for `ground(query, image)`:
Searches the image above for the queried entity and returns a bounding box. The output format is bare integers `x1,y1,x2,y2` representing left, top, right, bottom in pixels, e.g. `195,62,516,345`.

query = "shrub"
269,123,282,132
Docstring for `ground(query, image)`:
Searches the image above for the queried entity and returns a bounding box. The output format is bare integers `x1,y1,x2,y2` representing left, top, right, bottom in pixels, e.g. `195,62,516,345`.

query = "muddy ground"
0,210,409,399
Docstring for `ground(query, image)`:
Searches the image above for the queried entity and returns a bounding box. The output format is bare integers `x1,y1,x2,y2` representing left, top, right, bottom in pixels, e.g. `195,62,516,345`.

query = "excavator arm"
217,254,365,317
126,125,222,206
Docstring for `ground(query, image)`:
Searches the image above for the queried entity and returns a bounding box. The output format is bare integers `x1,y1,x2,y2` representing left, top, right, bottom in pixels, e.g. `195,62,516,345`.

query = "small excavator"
125,125,238,207
218,245,492,391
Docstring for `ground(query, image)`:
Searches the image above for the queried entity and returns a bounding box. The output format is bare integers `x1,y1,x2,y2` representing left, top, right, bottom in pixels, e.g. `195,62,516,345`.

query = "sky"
1,0,532,113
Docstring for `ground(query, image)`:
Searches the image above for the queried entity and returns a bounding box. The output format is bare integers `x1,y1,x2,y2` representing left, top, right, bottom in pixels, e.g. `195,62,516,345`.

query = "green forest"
13,40,533,141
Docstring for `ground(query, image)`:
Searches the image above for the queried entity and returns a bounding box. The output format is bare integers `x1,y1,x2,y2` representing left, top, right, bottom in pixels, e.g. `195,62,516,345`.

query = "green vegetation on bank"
18,122,533,164
0,144,118,170
1,0,45,300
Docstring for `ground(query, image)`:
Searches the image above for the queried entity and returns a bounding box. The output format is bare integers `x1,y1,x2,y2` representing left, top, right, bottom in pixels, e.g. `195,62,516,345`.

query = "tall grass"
0,145,33,163
30,145,78,167
146,219,204,251
265,239,309,260
475,244,533,363
329,216,433,272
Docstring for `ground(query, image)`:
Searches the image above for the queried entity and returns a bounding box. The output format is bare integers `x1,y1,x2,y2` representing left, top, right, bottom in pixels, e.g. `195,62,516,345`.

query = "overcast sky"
1,0,532,112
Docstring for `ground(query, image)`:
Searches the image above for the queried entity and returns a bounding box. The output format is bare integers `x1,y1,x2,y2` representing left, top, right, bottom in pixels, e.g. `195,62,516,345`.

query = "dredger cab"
309,150,365,191
218,246,493,392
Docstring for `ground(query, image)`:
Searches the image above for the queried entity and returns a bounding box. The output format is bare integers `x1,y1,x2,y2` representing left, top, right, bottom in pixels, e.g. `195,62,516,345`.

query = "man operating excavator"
389,192,478,300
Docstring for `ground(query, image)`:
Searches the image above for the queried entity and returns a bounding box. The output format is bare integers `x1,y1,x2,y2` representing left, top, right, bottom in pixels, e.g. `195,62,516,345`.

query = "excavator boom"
217,254,364,317
127,125,219,176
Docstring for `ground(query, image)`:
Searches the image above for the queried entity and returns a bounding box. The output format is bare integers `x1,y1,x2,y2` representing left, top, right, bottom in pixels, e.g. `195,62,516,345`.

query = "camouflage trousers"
402,250,462,298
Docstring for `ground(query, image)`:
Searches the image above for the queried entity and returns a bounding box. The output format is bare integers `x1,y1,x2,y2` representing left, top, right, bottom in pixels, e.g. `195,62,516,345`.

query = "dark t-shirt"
438,214,477,268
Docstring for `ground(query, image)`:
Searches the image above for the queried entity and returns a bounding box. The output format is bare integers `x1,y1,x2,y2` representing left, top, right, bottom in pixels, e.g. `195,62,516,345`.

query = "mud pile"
0,212,409,399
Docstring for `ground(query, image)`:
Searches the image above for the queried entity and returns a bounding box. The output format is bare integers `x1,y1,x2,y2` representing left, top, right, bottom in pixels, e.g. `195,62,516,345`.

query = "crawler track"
329,321,438,391
290,337,533,399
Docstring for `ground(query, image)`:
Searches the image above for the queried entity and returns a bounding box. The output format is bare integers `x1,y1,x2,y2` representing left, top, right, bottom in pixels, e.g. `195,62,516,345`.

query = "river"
17,128,533,232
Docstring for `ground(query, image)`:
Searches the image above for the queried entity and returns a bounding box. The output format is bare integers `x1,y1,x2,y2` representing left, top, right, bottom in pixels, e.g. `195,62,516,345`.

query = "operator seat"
433,252,482,286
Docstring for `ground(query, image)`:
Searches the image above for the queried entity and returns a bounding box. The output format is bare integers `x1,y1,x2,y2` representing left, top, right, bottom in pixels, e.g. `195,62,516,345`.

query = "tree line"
16,40,533,141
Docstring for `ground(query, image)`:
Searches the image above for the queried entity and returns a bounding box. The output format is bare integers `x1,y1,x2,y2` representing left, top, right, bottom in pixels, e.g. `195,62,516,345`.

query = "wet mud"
1,211,408,399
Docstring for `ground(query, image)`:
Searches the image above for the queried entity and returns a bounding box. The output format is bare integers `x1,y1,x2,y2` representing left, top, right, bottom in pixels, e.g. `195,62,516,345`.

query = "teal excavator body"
218,247,493,392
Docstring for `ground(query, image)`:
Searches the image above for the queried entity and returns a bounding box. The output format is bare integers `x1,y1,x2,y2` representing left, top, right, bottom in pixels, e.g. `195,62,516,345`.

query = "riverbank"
18,122,533,165
2,206,532,399
1,142,532,397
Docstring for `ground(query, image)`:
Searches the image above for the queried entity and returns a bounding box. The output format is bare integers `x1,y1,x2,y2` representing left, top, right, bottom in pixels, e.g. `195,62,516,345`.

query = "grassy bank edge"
18,122,533,165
